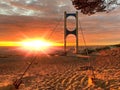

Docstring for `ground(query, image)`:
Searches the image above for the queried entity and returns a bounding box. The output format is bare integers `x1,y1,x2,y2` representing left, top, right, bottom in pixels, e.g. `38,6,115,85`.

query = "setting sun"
20,39,53,51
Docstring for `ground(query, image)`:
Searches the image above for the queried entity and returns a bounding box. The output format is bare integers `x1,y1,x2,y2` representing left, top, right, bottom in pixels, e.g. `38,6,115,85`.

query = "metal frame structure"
64,11,78,54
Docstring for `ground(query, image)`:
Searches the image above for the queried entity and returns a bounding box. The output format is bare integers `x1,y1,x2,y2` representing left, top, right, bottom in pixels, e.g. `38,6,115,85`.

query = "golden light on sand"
20,39,53,51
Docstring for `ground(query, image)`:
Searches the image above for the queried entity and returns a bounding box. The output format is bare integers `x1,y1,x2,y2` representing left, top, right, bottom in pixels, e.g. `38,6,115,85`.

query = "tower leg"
76,36,78,54
76,11,79,54
64,36,66,53
64,11,67,54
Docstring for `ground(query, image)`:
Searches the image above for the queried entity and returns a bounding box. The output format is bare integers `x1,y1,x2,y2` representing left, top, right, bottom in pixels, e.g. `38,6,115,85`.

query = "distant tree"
95,46,110,52
114,44,120,47
81,48,96,55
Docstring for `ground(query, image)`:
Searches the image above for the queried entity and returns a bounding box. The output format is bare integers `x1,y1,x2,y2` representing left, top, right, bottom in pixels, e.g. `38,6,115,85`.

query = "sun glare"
20,39,52,51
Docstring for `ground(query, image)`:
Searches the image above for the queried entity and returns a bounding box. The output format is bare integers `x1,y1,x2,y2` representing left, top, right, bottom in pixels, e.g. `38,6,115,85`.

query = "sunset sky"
0,0,120,46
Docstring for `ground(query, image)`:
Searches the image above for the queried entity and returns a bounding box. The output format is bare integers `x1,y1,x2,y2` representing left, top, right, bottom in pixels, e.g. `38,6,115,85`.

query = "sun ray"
20,39,53,52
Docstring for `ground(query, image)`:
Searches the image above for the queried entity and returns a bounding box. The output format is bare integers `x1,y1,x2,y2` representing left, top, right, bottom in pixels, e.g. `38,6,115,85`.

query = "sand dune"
0,47,120,90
